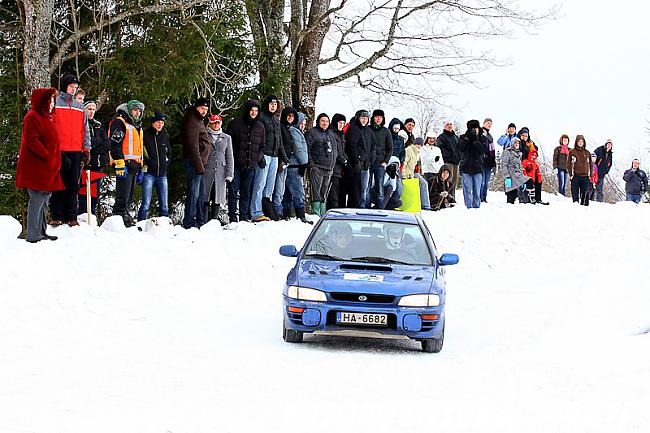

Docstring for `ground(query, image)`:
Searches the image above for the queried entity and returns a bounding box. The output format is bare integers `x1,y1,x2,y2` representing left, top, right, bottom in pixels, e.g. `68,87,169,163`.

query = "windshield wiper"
304,253,346,261
350,256,408,265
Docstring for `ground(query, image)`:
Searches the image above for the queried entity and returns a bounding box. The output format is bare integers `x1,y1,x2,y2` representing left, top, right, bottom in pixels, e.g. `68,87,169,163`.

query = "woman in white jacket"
419,132,444,183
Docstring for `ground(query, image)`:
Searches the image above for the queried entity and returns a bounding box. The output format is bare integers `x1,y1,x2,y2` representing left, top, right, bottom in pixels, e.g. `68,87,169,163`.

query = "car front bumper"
283,295,444,340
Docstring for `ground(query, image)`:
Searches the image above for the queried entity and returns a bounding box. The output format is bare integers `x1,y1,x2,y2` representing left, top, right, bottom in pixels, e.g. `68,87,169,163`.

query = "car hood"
296,259,435,294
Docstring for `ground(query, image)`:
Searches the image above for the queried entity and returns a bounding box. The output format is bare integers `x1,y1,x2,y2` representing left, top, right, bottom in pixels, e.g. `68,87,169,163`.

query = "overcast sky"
315,0,650,171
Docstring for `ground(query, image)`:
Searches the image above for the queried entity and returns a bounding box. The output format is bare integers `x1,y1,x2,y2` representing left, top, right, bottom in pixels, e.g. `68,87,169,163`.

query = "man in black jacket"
436,120,461,201
181,97,210,228
138,112,171,221
458,119,485,209
275,106,298,218
254,95,287,221
78,100,110,216
480,118,495,203
344,109,375,208
327,113,347,209
226,100,266,222
594,139,613,202
369,109,393,208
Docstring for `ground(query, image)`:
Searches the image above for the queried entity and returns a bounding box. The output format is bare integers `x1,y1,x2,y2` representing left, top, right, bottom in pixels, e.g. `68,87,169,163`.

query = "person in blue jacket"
497,122,518,150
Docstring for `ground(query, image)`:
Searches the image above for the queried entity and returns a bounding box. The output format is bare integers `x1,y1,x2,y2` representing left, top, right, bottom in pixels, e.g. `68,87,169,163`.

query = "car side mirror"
279,245,298,257
438,253,459,266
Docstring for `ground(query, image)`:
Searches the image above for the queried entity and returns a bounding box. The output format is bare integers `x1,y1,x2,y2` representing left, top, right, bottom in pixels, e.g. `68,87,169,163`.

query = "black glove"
298,164,308,177
258,158,266,169
81,151,91,168
435,156,440,162
386,164,397,179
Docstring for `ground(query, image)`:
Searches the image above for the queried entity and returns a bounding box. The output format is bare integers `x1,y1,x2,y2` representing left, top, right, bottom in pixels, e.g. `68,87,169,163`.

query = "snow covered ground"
1,193,649,433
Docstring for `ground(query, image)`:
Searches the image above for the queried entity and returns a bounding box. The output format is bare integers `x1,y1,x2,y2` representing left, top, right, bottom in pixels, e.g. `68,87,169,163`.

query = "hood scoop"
339,263,392,273
309,270,329,275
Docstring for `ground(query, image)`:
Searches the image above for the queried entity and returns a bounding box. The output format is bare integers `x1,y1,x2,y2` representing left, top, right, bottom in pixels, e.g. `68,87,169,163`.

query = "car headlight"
287,286,327,302
398,294,440,307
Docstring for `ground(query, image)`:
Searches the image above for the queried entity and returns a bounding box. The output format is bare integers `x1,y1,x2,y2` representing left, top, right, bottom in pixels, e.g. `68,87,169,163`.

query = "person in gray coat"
204,114,234,223
500,137,530,204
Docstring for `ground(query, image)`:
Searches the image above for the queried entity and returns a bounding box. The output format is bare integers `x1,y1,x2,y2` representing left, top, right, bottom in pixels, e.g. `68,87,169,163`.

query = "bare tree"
246,0,555,120
16,0,213,92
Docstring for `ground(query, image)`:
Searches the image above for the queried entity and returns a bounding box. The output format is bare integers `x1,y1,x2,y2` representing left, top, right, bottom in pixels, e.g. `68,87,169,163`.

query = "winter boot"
262,197,278,221
268,200,280,221
319,202,327,215
253,215,270,222
204,202,212,220
282,208,293,220
311,201,321,216
119,213,135,228
210,204,220,220
295,207,313,225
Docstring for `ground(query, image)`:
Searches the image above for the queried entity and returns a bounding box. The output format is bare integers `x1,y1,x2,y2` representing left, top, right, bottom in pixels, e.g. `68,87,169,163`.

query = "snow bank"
0,215,21,244
0,193,648,433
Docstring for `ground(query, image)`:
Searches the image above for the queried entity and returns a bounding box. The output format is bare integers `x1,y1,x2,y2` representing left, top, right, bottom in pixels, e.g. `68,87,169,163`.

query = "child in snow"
428,164,456,210
521,150,548,205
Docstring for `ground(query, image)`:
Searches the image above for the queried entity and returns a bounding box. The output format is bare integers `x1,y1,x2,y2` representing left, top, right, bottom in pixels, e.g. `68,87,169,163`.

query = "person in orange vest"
49,74,91,226
109,100,145,227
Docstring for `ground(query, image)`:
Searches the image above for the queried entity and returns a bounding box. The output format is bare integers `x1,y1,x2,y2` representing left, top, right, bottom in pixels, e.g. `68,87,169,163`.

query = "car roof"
323,208,420,224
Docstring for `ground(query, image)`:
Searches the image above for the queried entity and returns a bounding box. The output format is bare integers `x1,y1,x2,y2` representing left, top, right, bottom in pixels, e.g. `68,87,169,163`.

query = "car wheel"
283,321,303,343
421,326,444,353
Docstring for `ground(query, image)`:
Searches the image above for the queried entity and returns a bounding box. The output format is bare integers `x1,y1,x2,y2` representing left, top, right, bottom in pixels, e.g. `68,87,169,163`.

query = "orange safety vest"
110,116,144,164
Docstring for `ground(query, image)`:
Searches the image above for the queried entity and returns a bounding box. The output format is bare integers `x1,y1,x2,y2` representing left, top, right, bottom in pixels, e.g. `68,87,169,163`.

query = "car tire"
421,326,444,353
283,322,303,343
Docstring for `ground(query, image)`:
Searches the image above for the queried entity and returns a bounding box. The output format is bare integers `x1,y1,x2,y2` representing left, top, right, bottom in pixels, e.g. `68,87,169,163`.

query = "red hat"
209,114,223,124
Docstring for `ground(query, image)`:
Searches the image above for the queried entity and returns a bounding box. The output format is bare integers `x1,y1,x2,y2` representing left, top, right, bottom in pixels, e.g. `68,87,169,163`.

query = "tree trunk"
245,0,288,99
18,0,55,92
291,0,331,122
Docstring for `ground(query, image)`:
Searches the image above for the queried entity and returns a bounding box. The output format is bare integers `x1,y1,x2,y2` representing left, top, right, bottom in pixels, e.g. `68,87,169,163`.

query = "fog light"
403,314,422,332
302,308,321,326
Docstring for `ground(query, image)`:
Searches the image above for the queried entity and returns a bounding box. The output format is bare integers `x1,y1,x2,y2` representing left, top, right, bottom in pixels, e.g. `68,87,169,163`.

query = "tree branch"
48,0,210,74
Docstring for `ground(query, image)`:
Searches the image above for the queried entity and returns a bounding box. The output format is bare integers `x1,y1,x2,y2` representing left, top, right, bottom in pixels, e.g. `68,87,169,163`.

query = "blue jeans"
595,176,605,202
138,173,169,221
626,193,641,204
282,167,306,210
461,172,483,208
272,167,288,215
557,169,569,195
415,173,431,210
480,168,492,201
182,159,205,228
228,167,255,221
370,164,386,208
251,155,278,218
360,169,370,208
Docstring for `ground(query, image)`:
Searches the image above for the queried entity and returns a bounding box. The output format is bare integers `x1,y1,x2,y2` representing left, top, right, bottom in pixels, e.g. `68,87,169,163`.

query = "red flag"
79,171,106,198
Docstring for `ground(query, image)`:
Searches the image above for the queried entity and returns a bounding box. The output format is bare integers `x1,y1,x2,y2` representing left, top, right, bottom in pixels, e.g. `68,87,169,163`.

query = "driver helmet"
384,225,405,250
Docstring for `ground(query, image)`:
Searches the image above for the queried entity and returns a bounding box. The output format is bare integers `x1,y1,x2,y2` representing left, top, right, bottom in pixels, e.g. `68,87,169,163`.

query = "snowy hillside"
1,194,649,433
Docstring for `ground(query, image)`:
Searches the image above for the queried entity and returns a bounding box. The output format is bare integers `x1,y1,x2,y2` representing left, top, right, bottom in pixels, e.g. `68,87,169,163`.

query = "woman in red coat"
16,87,65,243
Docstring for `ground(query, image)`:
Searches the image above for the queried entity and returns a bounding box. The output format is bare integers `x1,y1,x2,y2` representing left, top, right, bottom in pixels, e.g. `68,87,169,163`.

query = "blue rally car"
279,209,458,353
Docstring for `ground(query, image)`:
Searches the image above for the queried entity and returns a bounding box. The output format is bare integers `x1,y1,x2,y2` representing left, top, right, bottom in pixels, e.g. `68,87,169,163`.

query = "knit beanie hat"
60,74,79,92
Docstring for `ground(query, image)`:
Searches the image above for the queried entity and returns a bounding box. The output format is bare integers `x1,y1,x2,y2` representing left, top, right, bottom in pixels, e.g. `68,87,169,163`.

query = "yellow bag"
397,177,421,213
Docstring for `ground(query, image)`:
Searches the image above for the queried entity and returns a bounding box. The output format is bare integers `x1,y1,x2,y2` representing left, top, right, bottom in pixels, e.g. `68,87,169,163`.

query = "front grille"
287,310,303,325
327,311,397,329
420,319,439,332
329,292,396,304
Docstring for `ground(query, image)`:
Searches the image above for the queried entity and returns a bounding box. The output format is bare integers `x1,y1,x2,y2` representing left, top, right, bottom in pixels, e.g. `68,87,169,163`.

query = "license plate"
336,312,388,326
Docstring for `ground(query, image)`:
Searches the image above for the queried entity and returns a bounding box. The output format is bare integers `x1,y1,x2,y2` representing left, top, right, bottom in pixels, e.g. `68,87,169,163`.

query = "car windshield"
303,219,433,266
